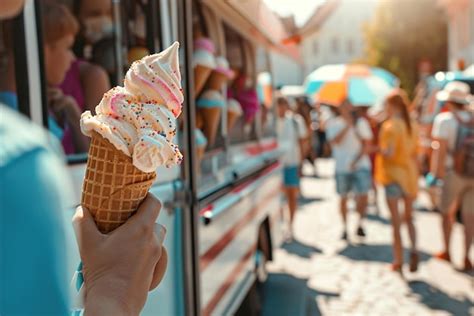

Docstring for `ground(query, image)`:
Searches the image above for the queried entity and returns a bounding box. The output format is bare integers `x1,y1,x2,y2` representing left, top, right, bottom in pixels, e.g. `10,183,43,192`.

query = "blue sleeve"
0,148,70,315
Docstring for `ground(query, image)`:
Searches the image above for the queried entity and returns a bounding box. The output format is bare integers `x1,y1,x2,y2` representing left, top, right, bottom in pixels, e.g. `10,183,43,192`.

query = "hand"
350,161,357,171
48,88,81,127
73,194,168,315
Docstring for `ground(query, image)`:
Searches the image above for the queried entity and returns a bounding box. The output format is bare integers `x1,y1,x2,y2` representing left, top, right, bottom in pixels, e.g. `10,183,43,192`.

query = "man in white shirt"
430,81,474,271
276,97,308,237
326,101,373,240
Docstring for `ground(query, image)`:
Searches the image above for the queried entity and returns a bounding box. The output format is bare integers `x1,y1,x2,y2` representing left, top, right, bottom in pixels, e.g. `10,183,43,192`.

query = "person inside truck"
71,0,118,84
0,0,168,314
429,81,474,271
0,1,98,154
42,1,91,154
51,0,111,114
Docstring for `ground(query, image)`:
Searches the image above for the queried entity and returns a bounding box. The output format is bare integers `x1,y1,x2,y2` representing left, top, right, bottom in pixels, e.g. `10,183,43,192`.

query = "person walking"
429,81,474,271
355,106,381,213
375,90,419,273
276,96,308,238
295,96,317,176
326,100,373,240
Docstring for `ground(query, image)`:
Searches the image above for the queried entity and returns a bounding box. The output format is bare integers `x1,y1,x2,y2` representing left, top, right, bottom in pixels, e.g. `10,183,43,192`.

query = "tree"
364,0,448,95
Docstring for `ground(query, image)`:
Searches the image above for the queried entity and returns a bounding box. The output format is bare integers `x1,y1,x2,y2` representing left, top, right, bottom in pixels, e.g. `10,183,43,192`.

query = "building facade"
299,0,377,75
439,0,474,71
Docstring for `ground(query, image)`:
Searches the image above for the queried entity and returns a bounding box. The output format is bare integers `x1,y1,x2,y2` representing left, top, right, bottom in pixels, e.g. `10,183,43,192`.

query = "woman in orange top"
375,90,419,273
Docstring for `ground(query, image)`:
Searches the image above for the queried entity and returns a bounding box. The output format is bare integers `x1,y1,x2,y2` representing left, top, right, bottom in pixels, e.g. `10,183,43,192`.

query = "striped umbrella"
304,64,399,106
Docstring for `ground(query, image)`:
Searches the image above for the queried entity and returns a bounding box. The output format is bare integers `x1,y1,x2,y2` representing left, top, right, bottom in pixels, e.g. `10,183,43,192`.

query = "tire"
236,224,271,316
255,249,268,284
235,282,261,316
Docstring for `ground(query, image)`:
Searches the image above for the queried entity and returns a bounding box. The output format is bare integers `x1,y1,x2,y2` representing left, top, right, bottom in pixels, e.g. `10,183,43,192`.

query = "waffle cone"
199,107,221,146
227,111,240,131
194,65,212,97
81,132,156,234
196,146,205,176
206,71,228,90
196,146,205,161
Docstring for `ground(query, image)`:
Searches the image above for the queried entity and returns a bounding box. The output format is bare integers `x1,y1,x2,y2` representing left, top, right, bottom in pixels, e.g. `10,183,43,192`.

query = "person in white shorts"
430,81,474,271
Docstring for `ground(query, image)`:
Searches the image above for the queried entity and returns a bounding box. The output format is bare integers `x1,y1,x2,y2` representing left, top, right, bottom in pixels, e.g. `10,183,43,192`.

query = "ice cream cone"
196,146,205,175
199,107,221,145
81,132,156,234
227,110,240,131
194,65,212,96
206,71,228,91
196,146,205,161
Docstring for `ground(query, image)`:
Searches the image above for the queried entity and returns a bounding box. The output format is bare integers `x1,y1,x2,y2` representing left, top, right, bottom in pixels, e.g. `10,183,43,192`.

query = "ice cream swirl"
124,42,183,117
81,42,183,173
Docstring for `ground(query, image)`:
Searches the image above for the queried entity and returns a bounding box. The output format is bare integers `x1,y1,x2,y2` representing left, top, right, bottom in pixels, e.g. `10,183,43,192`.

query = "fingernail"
155,224,167,245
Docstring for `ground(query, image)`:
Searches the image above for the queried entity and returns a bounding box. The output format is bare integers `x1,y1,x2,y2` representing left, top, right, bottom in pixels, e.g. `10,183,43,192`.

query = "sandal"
434,251,451,262
409,252,419,272
390,262,403,274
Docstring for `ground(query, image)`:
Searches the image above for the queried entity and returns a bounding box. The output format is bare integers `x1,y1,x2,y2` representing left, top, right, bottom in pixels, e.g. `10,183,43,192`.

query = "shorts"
335,169,371,196
439,171,474,214
283,166,300,187
385,183,404,198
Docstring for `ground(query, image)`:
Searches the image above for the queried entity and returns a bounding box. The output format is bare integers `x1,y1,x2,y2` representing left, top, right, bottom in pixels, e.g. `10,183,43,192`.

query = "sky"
263,0,327,26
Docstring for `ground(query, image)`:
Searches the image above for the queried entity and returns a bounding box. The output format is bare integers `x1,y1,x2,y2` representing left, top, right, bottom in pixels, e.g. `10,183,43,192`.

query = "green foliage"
364,0,448,95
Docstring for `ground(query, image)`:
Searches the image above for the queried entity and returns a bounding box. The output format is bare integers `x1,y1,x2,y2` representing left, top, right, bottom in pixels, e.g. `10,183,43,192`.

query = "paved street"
262,159,473,316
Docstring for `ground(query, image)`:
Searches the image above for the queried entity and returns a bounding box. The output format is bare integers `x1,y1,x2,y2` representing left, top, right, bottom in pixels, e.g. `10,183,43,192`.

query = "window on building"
332,37,339,53
346,39,354,54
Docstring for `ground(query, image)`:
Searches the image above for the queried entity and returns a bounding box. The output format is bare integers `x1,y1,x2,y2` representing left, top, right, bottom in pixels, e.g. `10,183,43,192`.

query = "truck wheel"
235,283,261,316
256,249,268,283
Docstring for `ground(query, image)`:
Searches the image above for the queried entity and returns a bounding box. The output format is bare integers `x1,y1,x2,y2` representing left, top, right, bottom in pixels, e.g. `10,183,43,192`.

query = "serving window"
36,0,162,161
191,2,278,197
0,21,19,112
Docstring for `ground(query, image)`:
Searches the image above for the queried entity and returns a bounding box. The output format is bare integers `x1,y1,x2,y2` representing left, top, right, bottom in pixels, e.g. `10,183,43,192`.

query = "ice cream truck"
0,0,300,314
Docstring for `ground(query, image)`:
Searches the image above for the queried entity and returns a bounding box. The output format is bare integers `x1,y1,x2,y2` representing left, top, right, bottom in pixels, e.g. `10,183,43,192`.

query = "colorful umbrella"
304,64,398,106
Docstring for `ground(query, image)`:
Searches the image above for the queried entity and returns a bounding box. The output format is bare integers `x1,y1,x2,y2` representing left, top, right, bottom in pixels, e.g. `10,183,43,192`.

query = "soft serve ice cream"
81,42,183,173
193,37,216,96
193,38,216,69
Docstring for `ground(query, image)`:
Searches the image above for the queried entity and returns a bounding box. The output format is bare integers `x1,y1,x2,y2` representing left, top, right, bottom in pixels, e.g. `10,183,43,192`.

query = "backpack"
453,112,474,178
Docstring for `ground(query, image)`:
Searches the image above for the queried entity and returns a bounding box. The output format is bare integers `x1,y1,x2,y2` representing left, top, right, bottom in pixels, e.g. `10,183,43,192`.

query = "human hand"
350,161,357,171
48,88,81,127
73,194,168,316
339,106,353,125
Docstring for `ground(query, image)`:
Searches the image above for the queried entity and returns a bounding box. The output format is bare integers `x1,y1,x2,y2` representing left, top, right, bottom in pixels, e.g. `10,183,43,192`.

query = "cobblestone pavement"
262,159,473,316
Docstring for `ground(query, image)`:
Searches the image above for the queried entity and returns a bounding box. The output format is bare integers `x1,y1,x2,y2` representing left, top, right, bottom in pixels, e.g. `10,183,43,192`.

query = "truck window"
38,0,161,159
225,23,257,145
0,21,18,111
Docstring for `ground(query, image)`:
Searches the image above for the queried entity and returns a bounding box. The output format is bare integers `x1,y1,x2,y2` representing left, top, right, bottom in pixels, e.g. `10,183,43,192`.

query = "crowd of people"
276,81,473,274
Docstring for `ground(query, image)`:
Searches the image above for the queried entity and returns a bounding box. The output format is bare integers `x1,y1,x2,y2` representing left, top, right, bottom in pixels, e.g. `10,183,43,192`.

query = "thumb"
149,248,168,291
72,206,102,250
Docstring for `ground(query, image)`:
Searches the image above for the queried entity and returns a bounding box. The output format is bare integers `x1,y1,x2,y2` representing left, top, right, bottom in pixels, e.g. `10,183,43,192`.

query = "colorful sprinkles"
81,43,184,171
